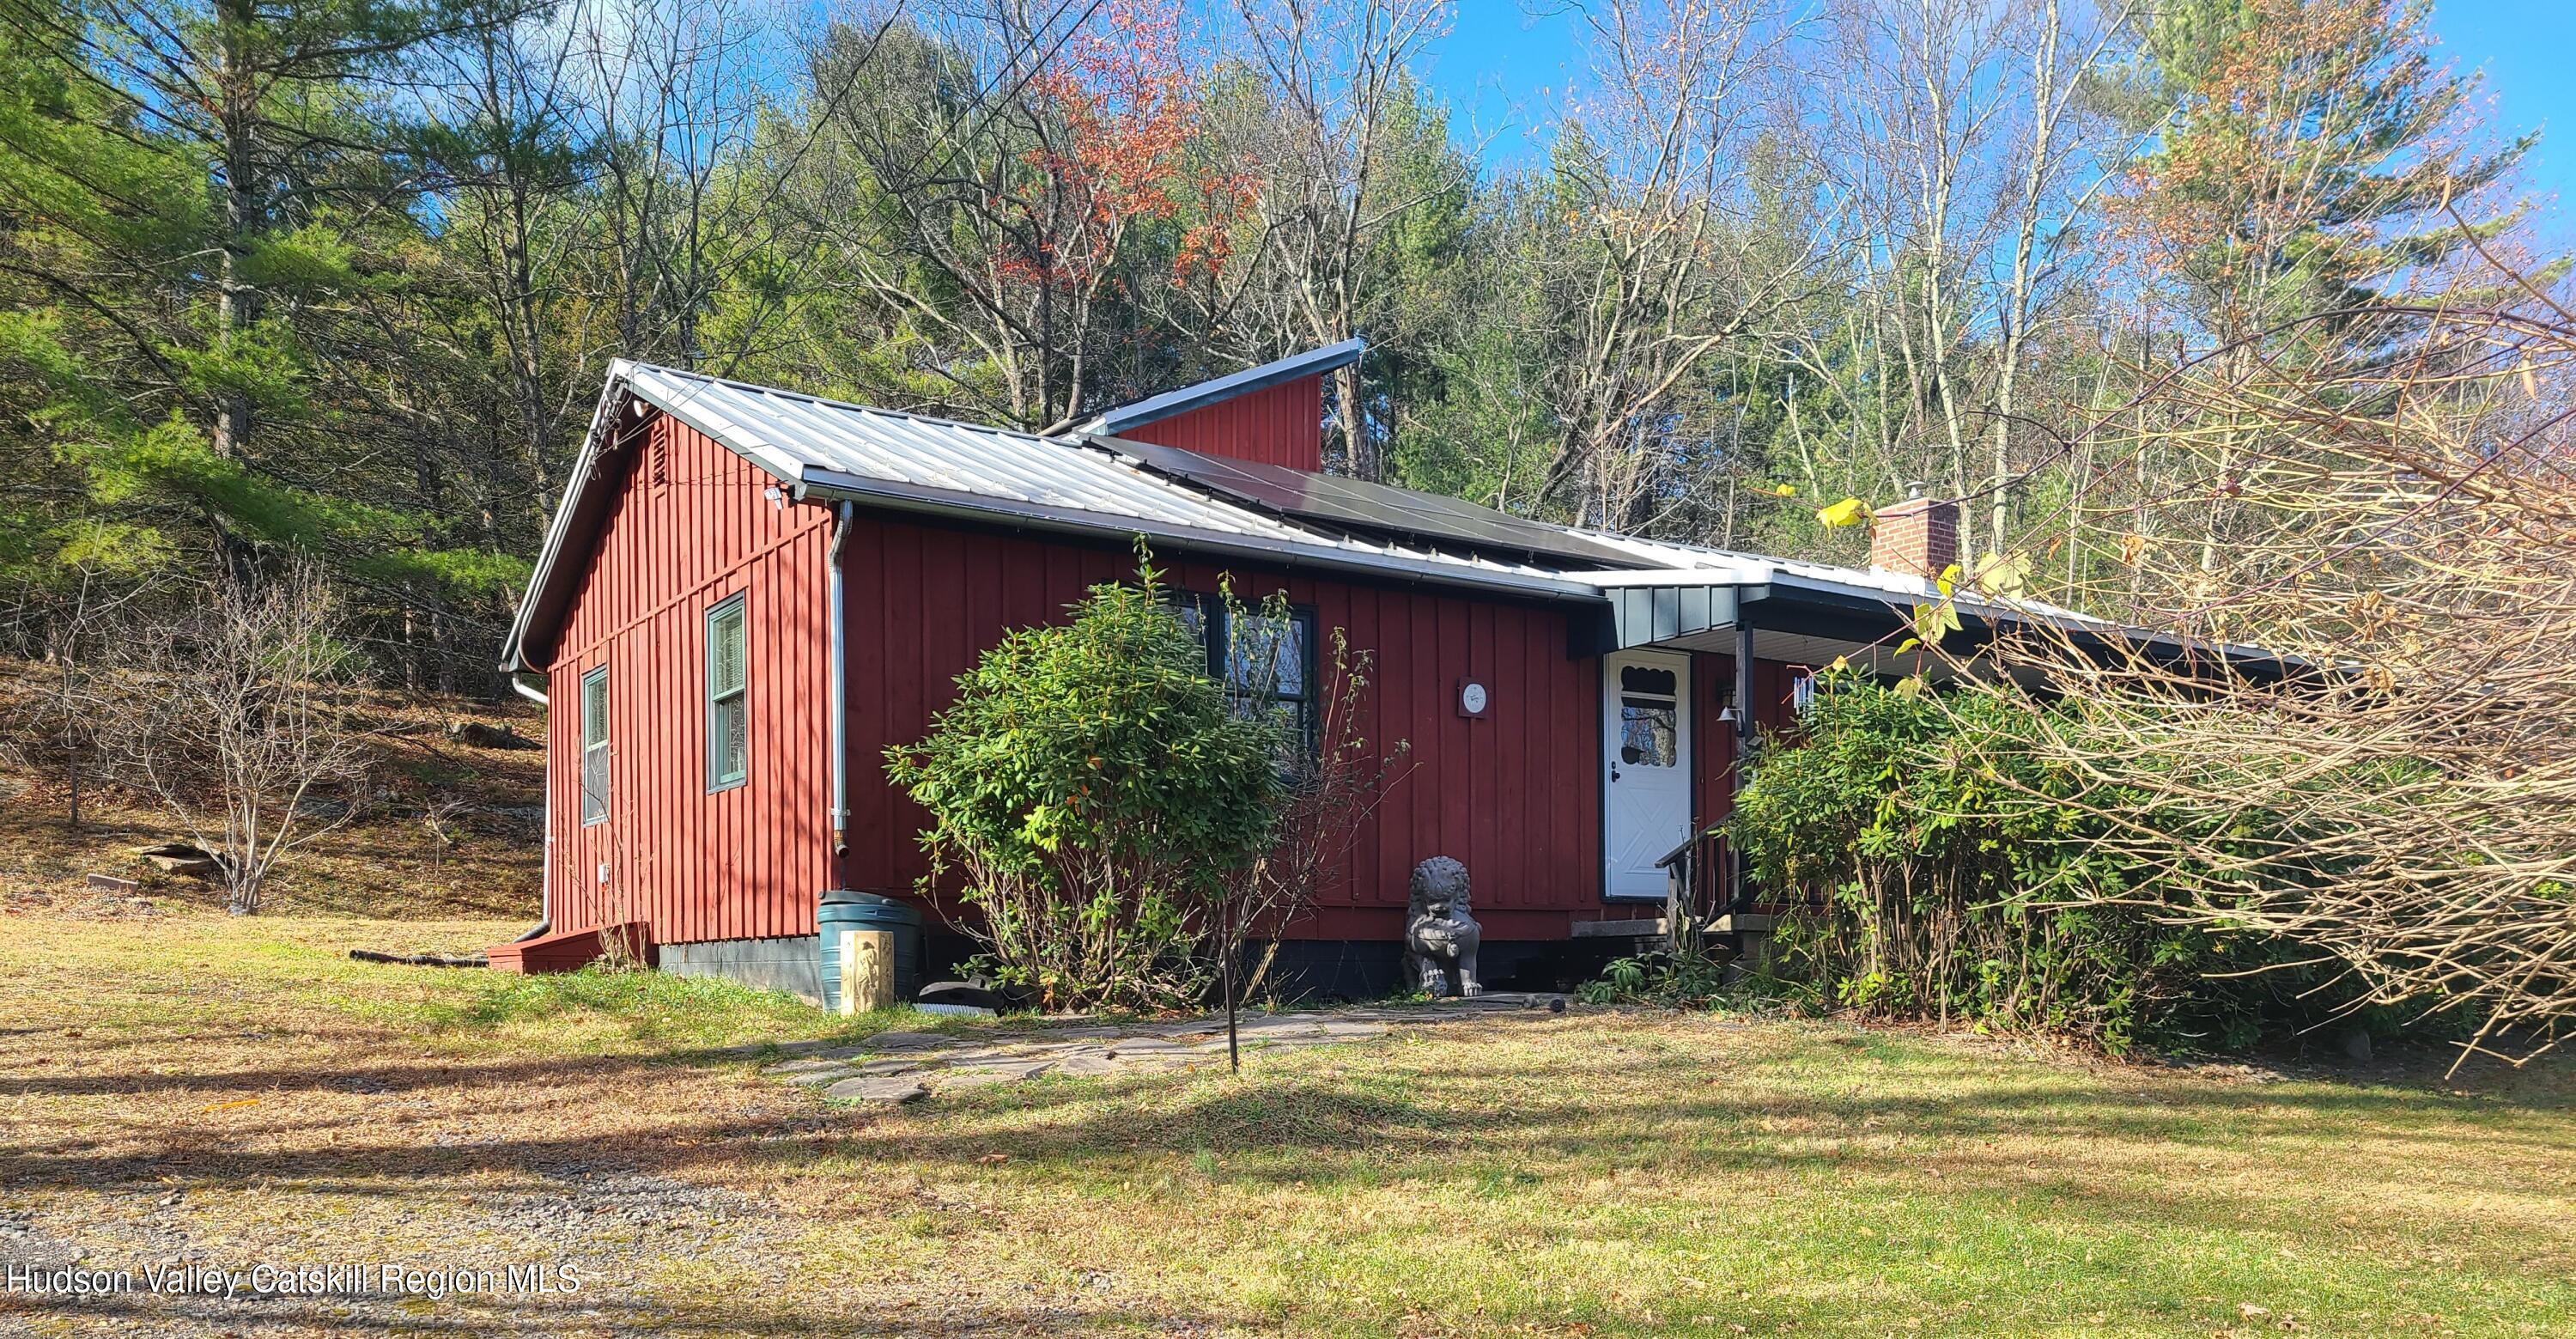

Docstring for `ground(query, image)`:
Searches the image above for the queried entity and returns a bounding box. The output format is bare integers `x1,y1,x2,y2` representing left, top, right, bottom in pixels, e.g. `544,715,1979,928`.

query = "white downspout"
508,673,553,940
826,502,854,869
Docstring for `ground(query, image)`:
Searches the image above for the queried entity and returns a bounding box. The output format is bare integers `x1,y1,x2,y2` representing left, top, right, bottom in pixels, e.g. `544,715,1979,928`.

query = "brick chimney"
1869,492,1959,582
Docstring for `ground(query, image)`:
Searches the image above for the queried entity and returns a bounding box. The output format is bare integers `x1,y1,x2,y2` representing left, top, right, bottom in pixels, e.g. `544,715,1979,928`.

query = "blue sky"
1419,0,2575,215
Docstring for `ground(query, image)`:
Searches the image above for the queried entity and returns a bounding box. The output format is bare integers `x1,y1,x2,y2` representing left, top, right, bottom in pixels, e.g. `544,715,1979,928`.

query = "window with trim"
1170,593,1318,760
580,666,610,824
706,594,748,791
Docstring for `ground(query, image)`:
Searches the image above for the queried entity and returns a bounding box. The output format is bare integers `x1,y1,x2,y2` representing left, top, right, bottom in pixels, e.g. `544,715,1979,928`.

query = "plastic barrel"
817,890,923,1011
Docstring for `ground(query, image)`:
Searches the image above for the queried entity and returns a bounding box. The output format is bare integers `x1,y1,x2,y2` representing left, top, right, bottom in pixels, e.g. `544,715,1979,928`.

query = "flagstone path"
739,991,1573,1103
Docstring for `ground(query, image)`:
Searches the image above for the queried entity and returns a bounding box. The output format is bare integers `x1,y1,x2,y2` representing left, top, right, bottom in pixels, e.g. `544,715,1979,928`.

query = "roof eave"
1079,338,1365,435
497,361,812,674
497,363,640,673
792,466,1608,605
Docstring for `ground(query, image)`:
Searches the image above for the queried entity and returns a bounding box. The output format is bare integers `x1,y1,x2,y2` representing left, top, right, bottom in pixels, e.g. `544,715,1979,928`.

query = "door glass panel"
1619,665,1678,696
1619,698,1677,767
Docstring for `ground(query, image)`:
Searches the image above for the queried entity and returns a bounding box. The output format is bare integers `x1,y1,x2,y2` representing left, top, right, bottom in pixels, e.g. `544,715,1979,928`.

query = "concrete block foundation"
661,935,823,1005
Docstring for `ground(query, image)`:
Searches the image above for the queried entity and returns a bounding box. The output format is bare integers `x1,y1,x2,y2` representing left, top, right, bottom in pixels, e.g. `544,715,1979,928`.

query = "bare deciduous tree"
1227,622,1412,1001
1221,0,1460,477
106,569,370,915
1813,0,2130,569
1533,0,1832,528
1958,276,2576,1070
8,563,162,828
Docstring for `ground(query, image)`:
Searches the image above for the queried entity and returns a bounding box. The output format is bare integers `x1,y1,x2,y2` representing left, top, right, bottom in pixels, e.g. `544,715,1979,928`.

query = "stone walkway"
750,991,1571,1104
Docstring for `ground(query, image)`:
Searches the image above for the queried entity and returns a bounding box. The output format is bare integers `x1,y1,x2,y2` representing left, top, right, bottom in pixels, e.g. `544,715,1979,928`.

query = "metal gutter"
1079,338,1366,435
788,469,1612,604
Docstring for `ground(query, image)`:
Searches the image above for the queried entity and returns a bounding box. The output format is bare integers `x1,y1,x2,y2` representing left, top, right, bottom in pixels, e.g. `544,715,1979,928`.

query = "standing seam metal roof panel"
623,365,1340,540
611,363,1603,595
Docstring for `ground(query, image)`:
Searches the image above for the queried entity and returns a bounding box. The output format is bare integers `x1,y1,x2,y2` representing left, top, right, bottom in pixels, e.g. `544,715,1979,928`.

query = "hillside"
0,659,544,924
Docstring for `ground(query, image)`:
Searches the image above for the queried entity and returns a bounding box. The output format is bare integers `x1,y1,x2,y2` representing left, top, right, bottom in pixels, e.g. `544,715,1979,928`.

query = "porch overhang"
1579,579,1743,657
1568,575,1938,673
1572,569,2311,688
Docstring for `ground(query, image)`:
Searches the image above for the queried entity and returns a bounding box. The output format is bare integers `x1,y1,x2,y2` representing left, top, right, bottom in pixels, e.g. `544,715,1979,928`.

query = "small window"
580,666,610,825
1224,608,1314,751
1619,665,1677,696
707,594,748,791
1170,593,1318,761
1619,700,1679,767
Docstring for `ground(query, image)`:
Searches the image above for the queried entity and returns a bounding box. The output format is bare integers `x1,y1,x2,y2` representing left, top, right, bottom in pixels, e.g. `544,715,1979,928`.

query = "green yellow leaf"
1816,496,1872,528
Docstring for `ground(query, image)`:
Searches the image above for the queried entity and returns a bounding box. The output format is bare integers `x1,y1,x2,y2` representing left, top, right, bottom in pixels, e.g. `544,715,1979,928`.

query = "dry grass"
3,912,2573,1337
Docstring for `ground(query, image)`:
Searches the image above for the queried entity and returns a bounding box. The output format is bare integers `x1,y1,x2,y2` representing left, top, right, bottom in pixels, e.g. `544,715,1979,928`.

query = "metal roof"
500,361,1612,672
501,357,2227,675
1078,338,1365,435
620,362,1333,542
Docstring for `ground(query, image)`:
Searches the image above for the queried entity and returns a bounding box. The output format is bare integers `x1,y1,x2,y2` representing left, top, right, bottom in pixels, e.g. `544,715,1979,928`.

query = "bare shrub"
419,795,472,869
104,568,369,915
3,564,164,827
1947,278,2576,1069
1222,612,1413,1001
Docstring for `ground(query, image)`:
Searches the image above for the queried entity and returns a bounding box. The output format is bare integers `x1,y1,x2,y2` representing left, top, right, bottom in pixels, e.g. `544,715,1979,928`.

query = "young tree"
106,568,370,915
1202,586,1412,1008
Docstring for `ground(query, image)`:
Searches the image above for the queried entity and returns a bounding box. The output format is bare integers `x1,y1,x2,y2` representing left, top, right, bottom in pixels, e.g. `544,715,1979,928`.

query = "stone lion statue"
1404,855,1483,998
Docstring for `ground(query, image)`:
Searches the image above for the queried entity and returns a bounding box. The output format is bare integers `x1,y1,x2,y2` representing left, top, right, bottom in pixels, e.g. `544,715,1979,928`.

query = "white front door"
1602,648,1692,900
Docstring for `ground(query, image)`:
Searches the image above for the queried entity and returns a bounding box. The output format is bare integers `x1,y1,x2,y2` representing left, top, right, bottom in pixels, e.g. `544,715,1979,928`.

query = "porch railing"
1652,824,1732,953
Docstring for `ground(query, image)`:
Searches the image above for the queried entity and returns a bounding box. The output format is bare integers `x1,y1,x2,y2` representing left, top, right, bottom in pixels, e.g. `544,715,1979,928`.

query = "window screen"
580,666,610,825
707,595,747,790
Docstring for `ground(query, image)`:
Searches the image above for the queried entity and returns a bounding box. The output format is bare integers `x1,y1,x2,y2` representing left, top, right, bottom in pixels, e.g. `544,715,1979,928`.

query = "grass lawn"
3,911,2572,1337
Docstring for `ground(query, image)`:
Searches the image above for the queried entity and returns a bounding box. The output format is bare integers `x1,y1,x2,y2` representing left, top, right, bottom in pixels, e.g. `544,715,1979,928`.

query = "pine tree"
0,0,526,673
2120,0,2538,361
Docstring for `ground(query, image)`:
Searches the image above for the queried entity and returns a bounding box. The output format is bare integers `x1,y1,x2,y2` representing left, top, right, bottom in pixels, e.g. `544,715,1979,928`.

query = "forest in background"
0,0,2556,691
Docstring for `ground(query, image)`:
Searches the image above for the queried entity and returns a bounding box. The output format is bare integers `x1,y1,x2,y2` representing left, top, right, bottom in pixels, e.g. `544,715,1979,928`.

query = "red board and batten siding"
534,405,1816,950
835,512,1607,941
1689,653,1801,861
1115,374,1326,472
540,414,833,946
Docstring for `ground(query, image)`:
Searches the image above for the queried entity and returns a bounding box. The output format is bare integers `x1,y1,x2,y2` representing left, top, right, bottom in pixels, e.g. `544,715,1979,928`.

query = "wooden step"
486,922,656,974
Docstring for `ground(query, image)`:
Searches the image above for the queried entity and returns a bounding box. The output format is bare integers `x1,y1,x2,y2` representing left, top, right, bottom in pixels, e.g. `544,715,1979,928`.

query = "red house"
493,343,2023,996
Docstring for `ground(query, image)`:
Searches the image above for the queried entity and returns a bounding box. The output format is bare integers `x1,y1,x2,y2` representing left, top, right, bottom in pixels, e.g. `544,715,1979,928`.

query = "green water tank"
816,890,923,1011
